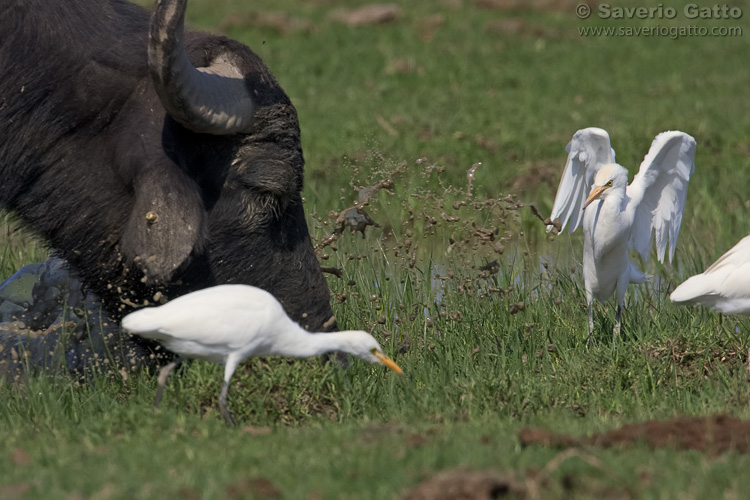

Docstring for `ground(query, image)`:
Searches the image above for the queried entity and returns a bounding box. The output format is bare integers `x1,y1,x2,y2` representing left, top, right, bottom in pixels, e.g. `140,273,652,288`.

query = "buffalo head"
0,0,335,337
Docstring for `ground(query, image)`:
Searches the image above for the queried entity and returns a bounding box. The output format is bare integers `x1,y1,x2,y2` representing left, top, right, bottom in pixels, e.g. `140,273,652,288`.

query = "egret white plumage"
671,236,750,314
121,284,403,424
548,128,696,344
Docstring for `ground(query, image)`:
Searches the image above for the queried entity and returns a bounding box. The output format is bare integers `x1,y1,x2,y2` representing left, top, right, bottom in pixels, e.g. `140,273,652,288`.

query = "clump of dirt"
643,337,748,379
509,162,561,193
226,477,282,500
484,19,567,39
328,4,402,27
475,0,593,12
0,483,30,499
401,456,636,500
520,414,750,456
416,13,445,42
219,12,316,36
402,469,525,500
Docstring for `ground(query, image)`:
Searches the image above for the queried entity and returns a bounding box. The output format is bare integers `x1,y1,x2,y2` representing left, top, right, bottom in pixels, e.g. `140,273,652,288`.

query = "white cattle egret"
121,284,403,424
548,128,696,344
671,236,750,314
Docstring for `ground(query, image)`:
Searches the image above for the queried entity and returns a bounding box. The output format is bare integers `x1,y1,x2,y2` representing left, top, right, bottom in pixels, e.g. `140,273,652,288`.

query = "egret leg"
218,355,241,425
586,300,594,349
218,380,236,426
612,305,622,343
154,357,183,409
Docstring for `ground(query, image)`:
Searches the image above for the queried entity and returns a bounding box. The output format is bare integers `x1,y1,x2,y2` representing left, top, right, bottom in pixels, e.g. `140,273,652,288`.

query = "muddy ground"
519,414,750,455
401,414,750,500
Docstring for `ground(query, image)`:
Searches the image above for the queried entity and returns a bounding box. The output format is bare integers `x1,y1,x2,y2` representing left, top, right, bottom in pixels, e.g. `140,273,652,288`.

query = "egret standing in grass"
548,128,696,344
670,236,750,314
121,284,403,424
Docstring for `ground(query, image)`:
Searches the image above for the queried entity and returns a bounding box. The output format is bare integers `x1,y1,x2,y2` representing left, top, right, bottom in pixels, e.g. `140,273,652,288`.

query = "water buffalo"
0,0,335,360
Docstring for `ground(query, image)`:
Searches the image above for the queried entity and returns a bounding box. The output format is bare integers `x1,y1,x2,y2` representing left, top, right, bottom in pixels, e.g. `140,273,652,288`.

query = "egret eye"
370,347,377,354
606,180,613,187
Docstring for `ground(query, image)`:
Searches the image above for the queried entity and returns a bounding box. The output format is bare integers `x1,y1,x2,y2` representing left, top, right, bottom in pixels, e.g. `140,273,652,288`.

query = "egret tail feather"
629,264,648,285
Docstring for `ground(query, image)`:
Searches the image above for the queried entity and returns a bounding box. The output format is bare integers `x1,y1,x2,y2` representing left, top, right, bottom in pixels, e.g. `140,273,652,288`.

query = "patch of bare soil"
328,4,402,27
0,483,31,499
509,161,561,194
475,0,595,12
643,337,748,379
10,447,31,467
416,14,445,42
402,456,636,500
219,12,316,36
520,414,750,456
402,469,525,500
484,19,567,39
226,477,282,499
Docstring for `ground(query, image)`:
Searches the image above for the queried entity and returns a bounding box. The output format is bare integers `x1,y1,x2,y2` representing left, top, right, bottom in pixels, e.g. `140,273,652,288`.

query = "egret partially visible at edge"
122,284,403,424
548,128,696,344
671,236,750,315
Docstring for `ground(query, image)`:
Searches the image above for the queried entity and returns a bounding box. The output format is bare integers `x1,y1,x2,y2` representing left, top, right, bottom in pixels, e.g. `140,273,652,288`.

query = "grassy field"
3,0,750,498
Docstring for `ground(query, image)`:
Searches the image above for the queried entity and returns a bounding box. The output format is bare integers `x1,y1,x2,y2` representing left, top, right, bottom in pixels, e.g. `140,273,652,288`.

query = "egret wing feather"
548,128,615,233
122,285,284,351
670,236,750,314
702,236,750,275
627,131,696,263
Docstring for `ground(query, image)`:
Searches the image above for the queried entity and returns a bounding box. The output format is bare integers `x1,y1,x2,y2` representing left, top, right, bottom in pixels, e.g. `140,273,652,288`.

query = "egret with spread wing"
671,236,750,315
548,128,696,344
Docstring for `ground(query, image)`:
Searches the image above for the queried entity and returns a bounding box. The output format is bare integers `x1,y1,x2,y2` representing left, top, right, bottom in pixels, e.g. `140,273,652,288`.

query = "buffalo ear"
120,168,207,282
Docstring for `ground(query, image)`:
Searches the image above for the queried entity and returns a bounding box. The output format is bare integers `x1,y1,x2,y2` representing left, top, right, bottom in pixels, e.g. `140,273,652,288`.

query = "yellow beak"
584,185,609,209
374,350,404,374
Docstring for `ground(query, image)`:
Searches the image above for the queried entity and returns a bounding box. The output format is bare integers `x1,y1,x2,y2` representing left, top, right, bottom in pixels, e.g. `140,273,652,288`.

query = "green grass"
4,0,750,498
0,214,48,279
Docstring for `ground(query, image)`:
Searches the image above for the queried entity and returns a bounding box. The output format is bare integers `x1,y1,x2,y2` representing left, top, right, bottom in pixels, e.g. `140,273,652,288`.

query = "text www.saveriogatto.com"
575,3,743,39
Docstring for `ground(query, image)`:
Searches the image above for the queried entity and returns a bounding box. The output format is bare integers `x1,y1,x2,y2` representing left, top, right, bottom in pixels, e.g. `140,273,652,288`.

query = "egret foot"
586,301,595,349
154,358,183,409
612,321,621,343
612,305,622,343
